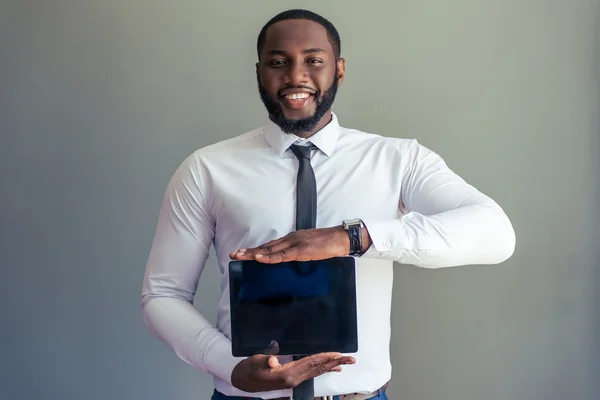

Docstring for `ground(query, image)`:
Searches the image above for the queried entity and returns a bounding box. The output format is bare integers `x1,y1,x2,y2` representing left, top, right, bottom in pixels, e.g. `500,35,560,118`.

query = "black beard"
257,70,338,135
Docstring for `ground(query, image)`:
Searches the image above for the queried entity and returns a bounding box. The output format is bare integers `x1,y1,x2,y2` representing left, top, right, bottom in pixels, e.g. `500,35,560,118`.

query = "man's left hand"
229,226,353,263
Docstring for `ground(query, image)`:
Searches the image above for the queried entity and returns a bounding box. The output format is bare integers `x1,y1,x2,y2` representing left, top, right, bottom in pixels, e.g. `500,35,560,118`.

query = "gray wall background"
1,1,599,399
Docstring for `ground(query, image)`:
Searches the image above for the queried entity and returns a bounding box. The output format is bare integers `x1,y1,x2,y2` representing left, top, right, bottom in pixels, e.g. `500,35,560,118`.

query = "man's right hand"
231,352,356,393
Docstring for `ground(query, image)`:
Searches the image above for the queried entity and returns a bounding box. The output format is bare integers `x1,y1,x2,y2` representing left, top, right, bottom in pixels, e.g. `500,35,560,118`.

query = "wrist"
334,226,352,255
361,224,372,253
341,219,371,256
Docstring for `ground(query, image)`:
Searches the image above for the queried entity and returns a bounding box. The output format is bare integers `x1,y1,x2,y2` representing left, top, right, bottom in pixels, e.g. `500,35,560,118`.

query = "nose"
283,61,308,86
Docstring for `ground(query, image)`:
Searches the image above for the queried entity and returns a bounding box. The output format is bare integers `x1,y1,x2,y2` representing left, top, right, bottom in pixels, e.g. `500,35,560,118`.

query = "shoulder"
338,125,421,155
178,127,265,167
195,127,265,159
336,125,448,174
168,127,266,185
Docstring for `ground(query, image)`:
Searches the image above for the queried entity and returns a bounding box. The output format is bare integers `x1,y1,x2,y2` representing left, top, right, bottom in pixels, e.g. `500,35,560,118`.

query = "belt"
270,382,388,400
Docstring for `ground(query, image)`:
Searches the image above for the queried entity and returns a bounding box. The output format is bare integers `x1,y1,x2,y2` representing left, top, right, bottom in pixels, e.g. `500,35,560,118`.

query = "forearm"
361,195,516,268
141,296,241,383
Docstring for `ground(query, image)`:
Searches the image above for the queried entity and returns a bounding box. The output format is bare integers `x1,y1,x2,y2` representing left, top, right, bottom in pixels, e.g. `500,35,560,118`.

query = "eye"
268,60,286,67
307,59,324,64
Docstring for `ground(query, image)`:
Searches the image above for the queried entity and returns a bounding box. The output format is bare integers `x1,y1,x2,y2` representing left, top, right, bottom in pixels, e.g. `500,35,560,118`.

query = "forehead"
262,19,333,56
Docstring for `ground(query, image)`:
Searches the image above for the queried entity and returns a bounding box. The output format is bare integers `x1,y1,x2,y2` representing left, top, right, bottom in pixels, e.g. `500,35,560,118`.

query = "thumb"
267,356,281,369
259,340,279,356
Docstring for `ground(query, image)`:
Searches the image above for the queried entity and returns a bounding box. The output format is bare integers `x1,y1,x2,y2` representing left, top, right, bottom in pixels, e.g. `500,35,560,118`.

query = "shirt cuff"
361,219,405,257
198,332,244,385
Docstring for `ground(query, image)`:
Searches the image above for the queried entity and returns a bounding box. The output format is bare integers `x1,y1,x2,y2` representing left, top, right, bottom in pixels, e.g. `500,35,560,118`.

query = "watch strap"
343,219,363,256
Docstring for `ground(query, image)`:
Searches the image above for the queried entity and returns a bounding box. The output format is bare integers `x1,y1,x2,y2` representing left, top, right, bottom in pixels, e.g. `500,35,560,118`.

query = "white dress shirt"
141,113,515,398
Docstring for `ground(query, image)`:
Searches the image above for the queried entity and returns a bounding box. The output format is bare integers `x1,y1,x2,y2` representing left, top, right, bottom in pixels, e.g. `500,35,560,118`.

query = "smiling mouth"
279,92,315,110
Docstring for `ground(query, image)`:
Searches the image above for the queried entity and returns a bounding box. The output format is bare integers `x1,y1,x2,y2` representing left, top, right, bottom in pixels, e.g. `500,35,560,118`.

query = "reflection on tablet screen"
229,257,358,357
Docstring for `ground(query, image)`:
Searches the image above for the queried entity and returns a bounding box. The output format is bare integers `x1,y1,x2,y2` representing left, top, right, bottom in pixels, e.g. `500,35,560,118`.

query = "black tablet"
228,257,358,357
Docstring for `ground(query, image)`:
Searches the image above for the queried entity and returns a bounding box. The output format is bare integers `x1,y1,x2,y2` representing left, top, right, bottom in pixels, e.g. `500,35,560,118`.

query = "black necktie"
290,144,317,230
289,143,317,400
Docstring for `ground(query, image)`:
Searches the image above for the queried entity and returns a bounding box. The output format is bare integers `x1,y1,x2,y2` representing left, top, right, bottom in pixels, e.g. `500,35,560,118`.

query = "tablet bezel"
228,256,358,357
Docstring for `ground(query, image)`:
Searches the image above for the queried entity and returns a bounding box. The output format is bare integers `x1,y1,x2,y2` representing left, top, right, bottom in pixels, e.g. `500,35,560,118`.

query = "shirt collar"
262,112,341,157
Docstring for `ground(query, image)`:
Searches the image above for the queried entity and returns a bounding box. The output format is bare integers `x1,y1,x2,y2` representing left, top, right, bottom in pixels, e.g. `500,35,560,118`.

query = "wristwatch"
342,219,364,256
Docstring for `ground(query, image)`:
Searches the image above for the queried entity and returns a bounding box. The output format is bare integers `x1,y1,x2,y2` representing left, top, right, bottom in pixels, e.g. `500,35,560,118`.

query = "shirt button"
383,241,392,249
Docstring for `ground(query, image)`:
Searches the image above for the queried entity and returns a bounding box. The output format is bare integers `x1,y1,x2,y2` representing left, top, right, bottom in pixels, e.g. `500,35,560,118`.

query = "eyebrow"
266,48,327,56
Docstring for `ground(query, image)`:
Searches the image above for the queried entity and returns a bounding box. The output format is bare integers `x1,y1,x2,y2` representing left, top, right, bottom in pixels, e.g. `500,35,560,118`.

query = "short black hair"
256,9,341,60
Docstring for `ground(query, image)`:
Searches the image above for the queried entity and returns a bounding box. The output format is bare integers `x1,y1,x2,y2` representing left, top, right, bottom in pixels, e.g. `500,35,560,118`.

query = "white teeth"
286,93,310,100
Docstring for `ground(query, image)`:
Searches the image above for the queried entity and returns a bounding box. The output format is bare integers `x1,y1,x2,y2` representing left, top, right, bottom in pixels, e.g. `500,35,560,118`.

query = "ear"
255,62,260,75
336,58,346,85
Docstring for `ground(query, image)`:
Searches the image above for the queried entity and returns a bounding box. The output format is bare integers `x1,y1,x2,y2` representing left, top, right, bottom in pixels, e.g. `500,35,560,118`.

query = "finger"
260,235,299,253
257,236,289,251
256,247,300,264
284,354,354,383
230,250,257,260
316,356,355,372
290,353,345,369
302,356,355,381
229,248,247,259
247,238,294,259
230,239,291,261
249,233,292,252
304,354,355,368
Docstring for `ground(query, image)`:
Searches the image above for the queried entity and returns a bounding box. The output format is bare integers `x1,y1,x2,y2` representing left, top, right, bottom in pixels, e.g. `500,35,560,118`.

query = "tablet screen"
229,257,358,357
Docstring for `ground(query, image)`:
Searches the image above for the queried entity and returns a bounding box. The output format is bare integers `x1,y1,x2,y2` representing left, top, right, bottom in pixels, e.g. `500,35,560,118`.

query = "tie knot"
289,144,313,160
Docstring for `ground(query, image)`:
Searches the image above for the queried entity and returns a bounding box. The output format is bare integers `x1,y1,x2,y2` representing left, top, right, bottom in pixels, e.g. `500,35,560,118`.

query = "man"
141,9,516,400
